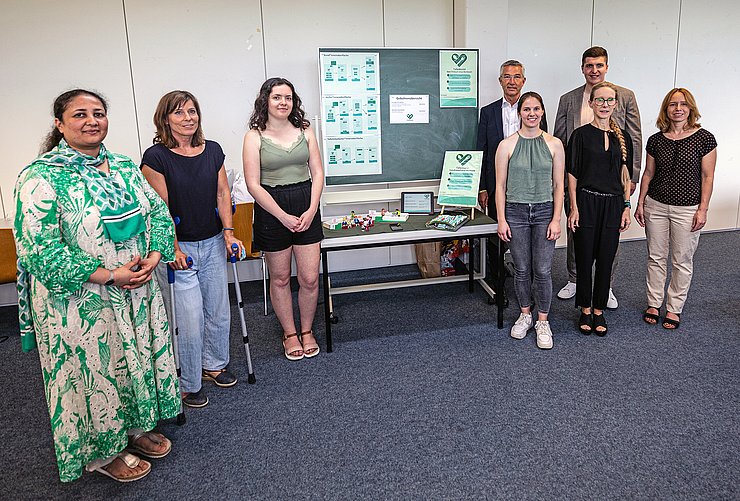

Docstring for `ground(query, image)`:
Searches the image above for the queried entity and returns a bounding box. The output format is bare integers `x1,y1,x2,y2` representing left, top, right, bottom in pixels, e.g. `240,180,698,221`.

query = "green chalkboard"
319,48,479,186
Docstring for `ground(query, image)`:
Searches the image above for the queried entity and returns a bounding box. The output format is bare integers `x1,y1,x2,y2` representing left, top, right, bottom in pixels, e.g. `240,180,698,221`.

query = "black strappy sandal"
662,313,681,330
593,313,608,337
643,307,660,325
578,311,593,335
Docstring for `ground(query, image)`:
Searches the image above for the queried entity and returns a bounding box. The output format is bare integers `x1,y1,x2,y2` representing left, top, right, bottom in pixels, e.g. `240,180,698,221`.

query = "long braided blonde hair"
591,82,630,193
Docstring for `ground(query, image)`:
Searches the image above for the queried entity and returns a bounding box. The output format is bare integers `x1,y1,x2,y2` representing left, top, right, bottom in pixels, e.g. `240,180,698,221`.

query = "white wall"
675,0,740,229
124,0,265,174
1,0,738,304
0,0,140,217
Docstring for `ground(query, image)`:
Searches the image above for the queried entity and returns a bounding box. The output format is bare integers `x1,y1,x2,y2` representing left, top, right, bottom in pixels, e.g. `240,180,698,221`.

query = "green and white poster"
439,50,478,108
437,151,483,207
320,51,382,177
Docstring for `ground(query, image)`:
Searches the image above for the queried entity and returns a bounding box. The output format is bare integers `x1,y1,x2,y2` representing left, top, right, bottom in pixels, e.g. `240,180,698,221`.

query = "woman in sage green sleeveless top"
494,92,565,350
243,78,324,361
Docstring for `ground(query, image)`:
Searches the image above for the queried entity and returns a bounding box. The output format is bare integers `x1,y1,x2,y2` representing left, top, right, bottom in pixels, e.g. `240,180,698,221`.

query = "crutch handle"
173,216,181,225
167,256,194,283
229,243,239,263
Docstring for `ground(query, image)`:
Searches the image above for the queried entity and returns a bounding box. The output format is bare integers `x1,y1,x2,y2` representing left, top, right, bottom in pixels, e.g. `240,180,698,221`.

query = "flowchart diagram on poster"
320,52,382,177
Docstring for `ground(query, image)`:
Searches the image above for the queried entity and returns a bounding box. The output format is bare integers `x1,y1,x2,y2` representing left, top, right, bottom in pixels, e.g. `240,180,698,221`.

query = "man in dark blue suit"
477,60,547,299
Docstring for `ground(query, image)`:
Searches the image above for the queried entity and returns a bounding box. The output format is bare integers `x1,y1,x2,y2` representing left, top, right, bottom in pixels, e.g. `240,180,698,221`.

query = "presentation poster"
320,52,382,176
439,50,478,108
437,151,483,207
318,47,480,186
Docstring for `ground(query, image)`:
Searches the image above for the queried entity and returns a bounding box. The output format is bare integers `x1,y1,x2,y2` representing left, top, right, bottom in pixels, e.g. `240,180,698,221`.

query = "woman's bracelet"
624,200,631,209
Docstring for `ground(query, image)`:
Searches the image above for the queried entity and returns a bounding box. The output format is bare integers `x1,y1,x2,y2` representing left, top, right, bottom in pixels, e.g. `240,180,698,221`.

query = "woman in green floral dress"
13,89,181,483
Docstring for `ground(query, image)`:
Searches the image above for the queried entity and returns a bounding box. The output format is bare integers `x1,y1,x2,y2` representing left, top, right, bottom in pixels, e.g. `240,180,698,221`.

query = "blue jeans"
505,202,555,315
156,233,231,393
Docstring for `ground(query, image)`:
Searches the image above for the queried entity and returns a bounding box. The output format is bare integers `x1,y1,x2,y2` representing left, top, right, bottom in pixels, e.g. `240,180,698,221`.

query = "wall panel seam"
674,0,682,86
590,0,595,46
382,0,387,47
121,0,142,159
259,0,268,80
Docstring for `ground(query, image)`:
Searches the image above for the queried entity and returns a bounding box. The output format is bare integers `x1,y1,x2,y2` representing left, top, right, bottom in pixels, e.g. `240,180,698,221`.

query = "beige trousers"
643,196,701,314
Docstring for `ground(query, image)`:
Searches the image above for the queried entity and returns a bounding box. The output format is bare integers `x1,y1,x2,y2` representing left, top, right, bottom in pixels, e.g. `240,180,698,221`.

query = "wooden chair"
233,202,268,316
0,226,17,286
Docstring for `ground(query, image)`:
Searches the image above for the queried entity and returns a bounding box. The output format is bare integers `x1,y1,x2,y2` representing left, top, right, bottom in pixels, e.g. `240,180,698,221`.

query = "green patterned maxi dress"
13,151,180,482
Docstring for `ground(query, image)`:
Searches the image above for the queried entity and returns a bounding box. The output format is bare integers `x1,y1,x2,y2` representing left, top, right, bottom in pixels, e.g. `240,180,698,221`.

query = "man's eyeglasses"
593,97,617,106
501,75,523,81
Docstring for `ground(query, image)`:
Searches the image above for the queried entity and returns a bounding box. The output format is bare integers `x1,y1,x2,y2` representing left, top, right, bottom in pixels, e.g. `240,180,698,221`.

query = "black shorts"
253,180,324,252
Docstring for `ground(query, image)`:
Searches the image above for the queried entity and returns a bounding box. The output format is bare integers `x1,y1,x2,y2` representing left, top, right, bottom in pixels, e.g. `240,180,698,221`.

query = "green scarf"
37,139,146,242
16,140,146,351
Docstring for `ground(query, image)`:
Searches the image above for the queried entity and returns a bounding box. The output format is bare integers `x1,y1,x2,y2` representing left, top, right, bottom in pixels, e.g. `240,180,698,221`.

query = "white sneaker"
510,313,533,339
607,288,619,309
557,281,577,300
535,320,553,350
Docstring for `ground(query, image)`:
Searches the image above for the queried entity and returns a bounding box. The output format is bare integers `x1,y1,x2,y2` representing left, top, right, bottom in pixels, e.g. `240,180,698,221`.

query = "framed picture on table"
401,192,434,215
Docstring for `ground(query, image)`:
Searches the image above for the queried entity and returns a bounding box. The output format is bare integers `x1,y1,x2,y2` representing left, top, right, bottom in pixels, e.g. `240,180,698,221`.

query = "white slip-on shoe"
510,312,533,339
557,281,577,300
607,288,619,309
535,320,553,350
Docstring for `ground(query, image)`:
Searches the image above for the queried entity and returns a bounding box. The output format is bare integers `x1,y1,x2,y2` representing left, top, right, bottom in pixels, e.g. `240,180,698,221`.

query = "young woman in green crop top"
494,92,565,350
243,78,324,361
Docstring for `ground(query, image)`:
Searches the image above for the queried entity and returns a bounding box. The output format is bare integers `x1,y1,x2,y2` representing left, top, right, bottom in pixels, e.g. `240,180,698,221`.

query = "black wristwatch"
104,270,115,286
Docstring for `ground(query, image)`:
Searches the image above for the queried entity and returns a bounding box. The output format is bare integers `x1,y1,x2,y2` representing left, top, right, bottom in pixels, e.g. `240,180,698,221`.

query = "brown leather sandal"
126,431,172,459
93,452,151,483
282,333,304,361
300,330,320,358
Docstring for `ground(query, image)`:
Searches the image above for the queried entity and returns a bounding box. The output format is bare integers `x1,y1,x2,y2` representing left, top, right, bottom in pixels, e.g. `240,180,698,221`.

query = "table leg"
321,249,333,352
468,238,476,292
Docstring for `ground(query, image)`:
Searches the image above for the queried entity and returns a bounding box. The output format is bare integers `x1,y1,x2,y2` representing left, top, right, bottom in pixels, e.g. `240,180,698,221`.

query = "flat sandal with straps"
663,312,681,330
126,431,172,459
282,332,304,361
92,451,151,483
643,307,661,325
300,330,320,358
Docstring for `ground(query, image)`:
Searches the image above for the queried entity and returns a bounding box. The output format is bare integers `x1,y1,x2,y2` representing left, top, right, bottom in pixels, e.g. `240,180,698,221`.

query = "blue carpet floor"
0,231,738,500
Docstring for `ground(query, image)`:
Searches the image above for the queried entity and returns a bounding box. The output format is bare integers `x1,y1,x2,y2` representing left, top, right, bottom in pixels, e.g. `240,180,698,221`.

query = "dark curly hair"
41,89,108,153
248,77,309,131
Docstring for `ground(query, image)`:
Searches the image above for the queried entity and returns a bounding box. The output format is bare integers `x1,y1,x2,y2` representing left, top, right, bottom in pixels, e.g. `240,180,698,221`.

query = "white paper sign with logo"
437,151,483,215
389,95,429,124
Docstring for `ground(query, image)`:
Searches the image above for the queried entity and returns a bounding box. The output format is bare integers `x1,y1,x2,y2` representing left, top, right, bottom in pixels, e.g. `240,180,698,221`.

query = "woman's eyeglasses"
593,97,617,106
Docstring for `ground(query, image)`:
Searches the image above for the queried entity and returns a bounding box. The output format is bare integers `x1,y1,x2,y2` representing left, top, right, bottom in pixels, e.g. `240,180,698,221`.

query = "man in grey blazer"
554,46,642,308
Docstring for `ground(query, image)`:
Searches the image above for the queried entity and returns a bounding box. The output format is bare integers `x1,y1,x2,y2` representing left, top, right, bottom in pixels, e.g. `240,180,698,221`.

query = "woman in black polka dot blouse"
634,88,717,330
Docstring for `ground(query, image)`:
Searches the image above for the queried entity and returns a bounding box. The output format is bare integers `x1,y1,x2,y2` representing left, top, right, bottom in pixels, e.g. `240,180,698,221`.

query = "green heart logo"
406,113,413,120
451,53,467,67
456,153,472,165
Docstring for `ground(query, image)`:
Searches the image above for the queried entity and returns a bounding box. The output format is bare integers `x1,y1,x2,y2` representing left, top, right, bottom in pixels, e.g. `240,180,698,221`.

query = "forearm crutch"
230,243,256,384
166,255,192,425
